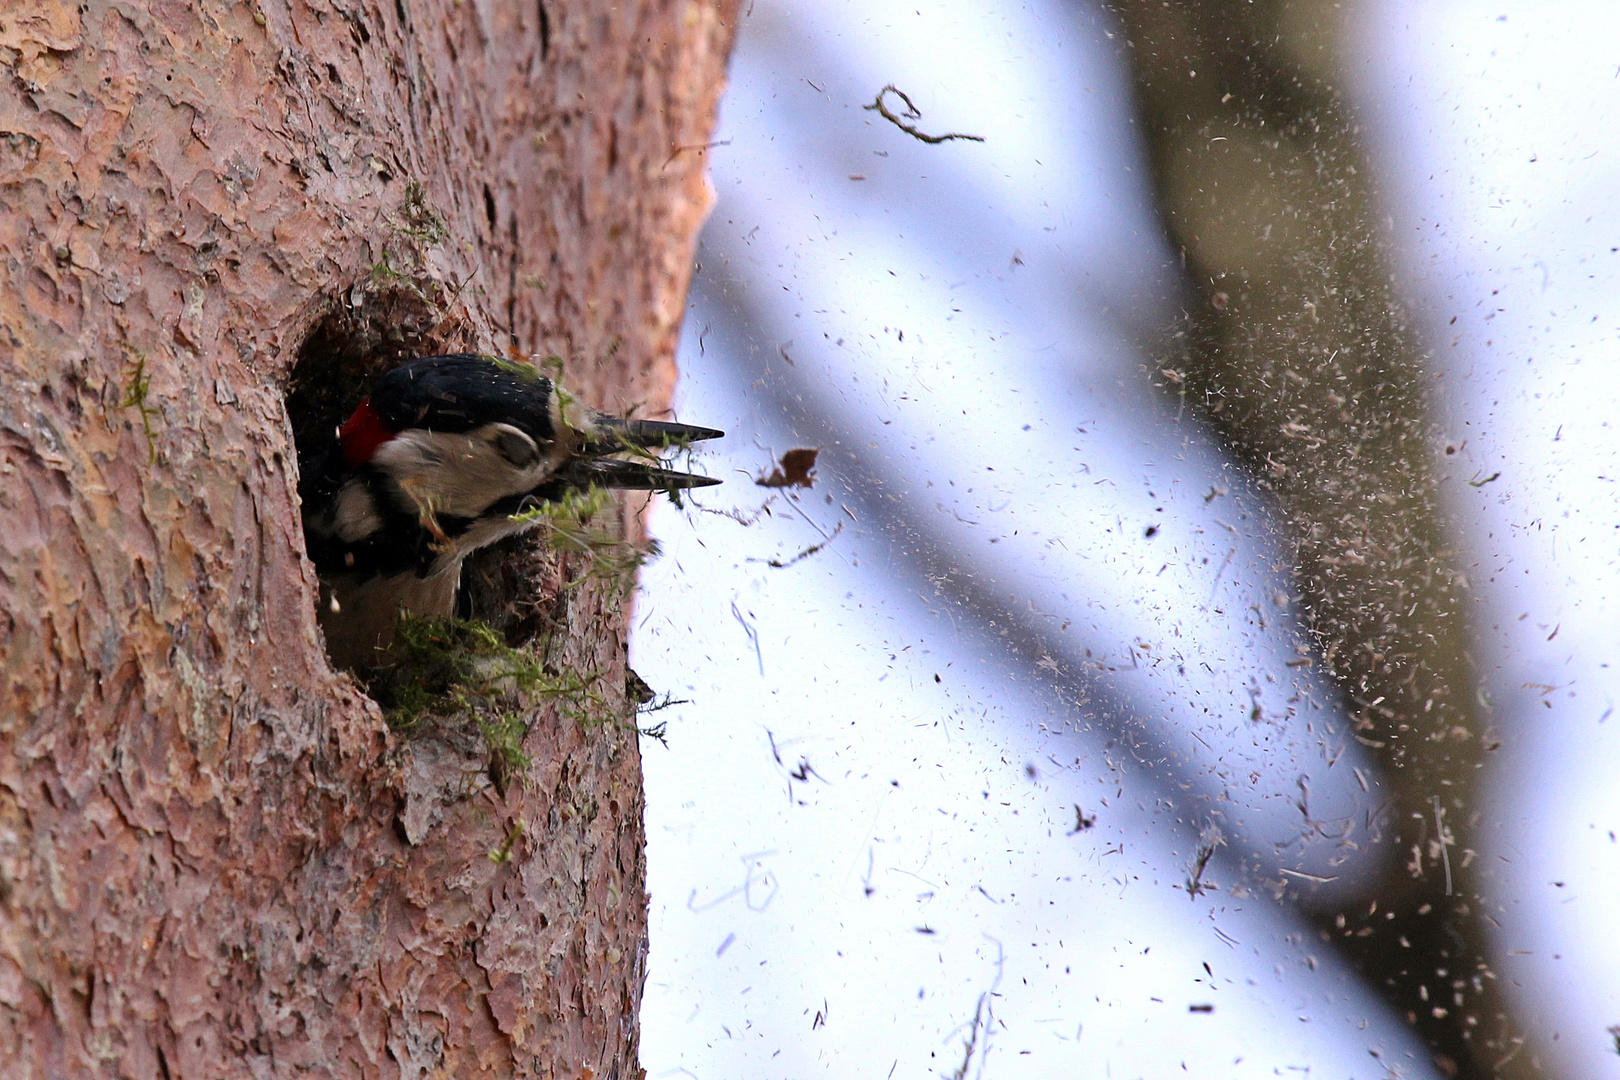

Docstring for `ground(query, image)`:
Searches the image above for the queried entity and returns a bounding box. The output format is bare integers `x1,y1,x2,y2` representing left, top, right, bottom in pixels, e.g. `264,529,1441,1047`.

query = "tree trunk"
1101,2,1520,1076
0,1,737,1076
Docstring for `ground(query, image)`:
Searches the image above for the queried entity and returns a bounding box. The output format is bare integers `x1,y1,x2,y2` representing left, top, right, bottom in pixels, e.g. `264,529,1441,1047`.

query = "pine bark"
0,1,737,1076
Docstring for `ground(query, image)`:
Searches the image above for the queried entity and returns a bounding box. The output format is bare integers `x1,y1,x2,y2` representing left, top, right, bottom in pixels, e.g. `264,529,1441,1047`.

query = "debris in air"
757,447,820,489
751,522,843,569
863,85,986,145
1185,823,1225,899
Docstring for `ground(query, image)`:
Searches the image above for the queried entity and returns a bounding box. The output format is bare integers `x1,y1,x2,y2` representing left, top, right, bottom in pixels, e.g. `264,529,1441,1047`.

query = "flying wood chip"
756,447,819,489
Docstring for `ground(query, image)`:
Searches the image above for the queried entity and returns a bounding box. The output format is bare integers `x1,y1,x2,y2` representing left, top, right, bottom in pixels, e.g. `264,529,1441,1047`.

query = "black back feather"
369,354,557,441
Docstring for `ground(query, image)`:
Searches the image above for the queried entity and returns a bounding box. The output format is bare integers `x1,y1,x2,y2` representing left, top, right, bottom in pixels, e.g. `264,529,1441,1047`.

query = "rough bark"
0,1,737,1077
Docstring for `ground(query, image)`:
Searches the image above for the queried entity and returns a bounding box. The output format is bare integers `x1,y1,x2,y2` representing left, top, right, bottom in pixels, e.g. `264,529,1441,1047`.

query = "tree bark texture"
0,1,737,1077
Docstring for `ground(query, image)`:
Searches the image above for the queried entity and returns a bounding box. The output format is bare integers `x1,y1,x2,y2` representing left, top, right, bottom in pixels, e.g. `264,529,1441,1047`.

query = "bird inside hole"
297,353,722,671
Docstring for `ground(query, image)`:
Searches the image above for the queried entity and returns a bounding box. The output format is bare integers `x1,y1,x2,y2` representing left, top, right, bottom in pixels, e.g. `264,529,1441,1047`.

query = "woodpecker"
299,353,722,670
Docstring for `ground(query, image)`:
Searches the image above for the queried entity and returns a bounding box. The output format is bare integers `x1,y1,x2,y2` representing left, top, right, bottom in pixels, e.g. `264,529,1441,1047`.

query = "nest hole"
285,278,558,659
285,277,463,457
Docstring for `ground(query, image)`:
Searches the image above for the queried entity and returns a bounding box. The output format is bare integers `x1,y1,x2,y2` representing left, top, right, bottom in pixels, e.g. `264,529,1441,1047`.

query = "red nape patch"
338,398,396,467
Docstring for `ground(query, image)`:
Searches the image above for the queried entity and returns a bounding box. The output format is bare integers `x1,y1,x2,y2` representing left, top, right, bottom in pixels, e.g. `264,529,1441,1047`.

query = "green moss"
368,249,406,284
365,615,530,726
508,487,656,599
390,180,450,246
478,711,532,783
489,818,526,864
365,615,611,782
482,353,545,382
119,352,157,463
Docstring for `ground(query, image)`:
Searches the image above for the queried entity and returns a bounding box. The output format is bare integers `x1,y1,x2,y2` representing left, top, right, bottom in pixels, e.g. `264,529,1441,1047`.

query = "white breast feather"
372,422,569,520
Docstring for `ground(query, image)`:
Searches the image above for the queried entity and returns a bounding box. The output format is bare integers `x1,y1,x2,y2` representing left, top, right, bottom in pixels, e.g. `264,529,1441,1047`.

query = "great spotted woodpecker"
299,353,721,670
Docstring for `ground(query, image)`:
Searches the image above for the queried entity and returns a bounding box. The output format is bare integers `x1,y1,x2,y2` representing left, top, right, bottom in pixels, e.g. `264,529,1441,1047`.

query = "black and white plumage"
298,353,721,670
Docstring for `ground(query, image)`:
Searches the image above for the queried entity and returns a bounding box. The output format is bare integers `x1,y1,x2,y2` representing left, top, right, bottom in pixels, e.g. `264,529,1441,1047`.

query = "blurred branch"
1099,0,1527,1075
